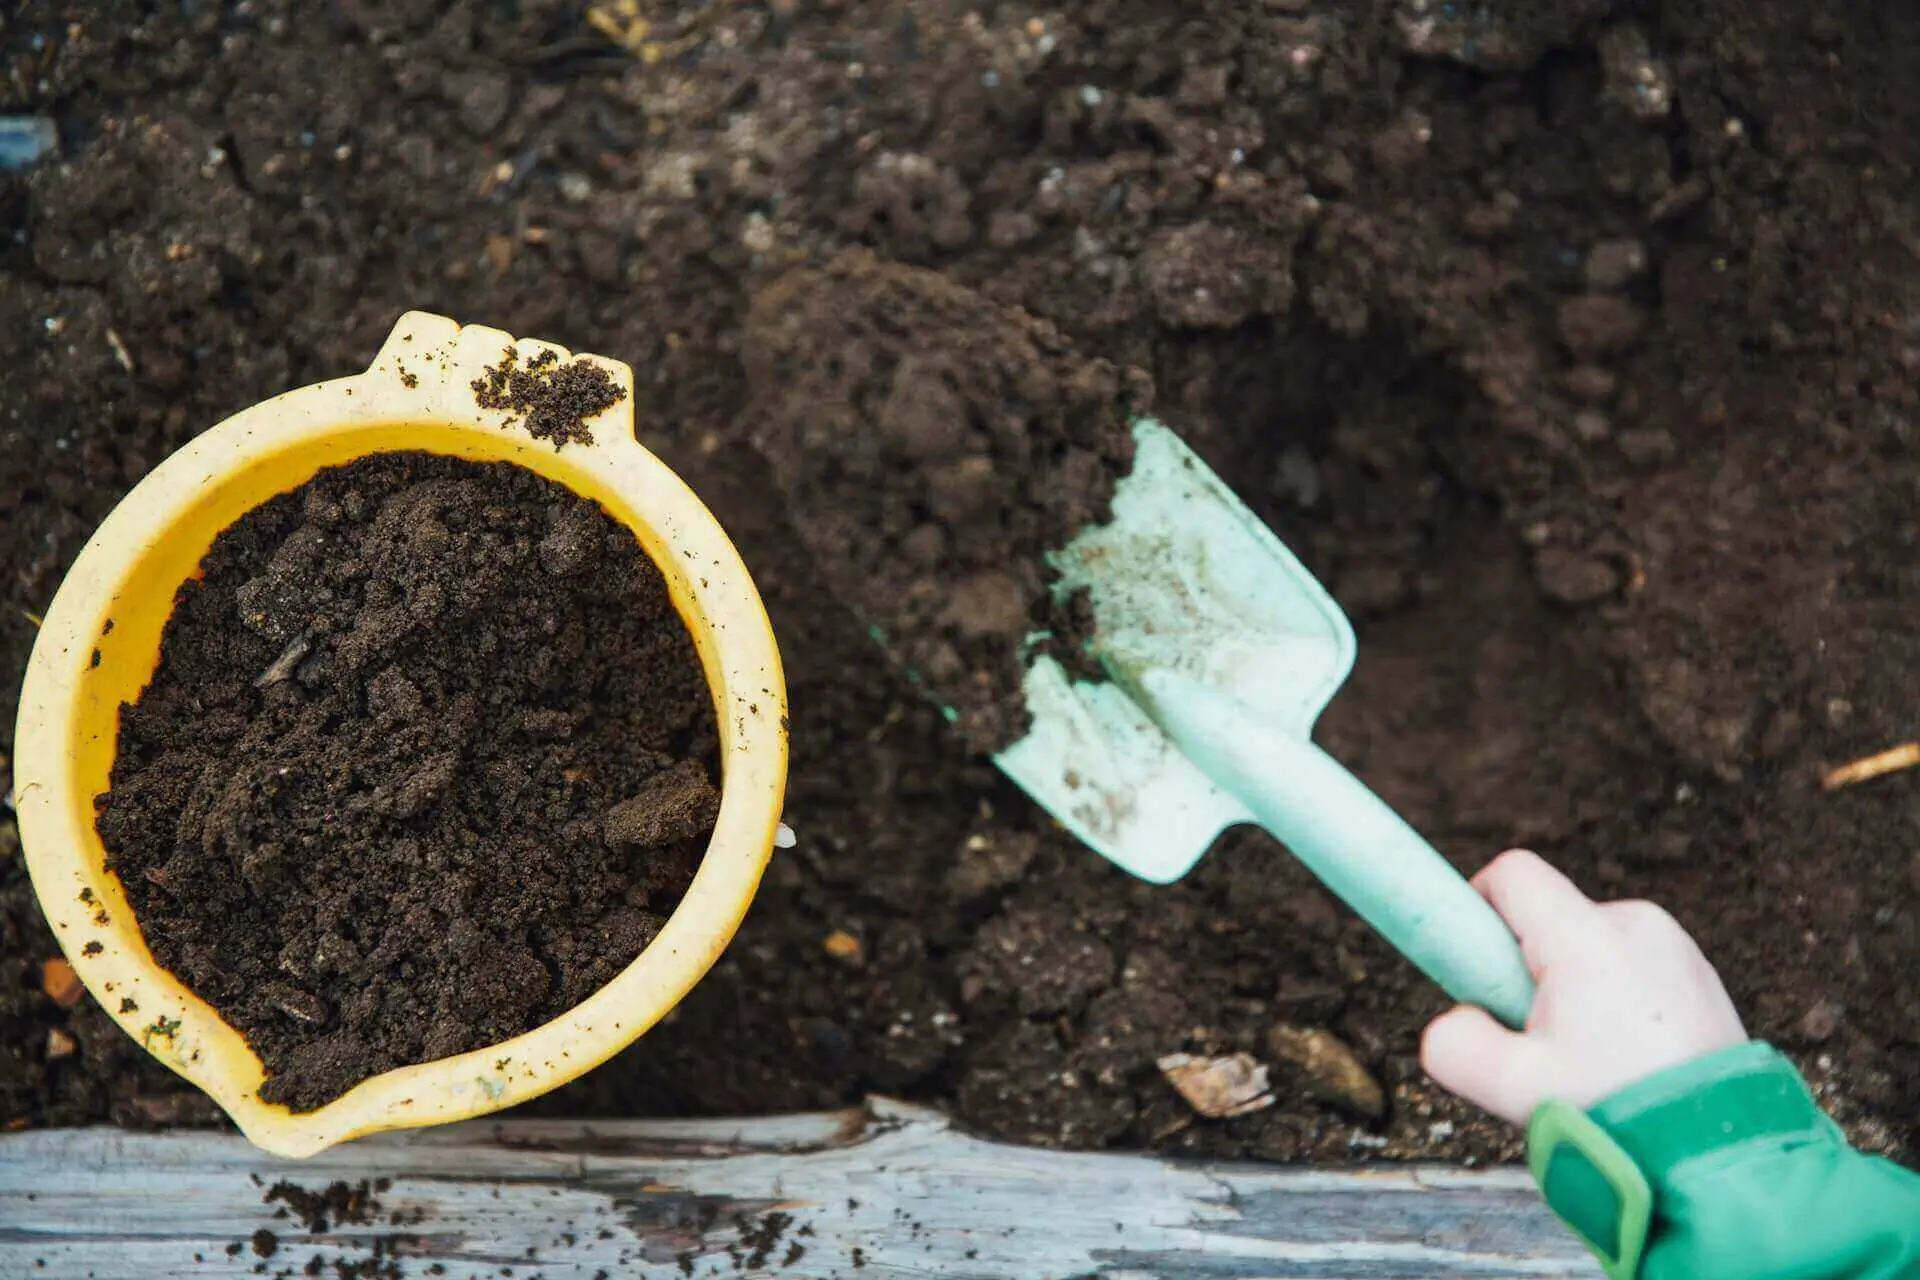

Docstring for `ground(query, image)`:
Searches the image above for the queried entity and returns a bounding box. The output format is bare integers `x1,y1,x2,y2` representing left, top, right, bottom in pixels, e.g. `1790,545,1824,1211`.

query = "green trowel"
991,419,1536,1029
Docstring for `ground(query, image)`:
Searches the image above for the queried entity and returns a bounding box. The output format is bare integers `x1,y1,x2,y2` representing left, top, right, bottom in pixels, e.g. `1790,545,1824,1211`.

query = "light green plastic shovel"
992,419,1536,1029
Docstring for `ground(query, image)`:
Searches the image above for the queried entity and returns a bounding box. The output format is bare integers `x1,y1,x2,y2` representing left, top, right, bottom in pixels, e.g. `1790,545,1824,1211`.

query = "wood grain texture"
0,1099,1599,1279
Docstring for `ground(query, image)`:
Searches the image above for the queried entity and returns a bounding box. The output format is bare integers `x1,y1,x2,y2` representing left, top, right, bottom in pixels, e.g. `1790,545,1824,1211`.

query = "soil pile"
745,249,1145,751
95,453,718,1110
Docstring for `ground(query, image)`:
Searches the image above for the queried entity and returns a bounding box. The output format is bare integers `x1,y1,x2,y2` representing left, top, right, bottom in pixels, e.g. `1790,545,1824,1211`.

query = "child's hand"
1420,849,1749,1126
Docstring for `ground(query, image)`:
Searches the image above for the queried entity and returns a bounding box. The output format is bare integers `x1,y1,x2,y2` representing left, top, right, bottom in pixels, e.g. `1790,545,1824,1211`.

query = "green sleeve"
1531,1041,1920,1280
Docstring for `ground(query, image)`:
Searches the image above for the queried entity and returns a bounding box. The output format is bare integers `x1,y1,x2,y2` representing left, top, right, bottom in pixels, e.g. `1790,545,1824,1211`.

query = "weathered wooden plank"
0,1099,1598,1279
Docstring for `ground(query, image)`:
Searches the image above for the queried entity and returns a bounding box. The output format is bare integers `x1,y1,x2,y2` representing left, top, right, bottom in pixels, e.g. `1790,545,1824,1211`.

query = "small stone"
1598,25,1672,120
45,1028,77,1060
557,171,593,204
742,212,776,254
1585,238,1648,291
1616,427,1677,467
1266,1024,1385,1119
1157,1052,1274,1119
40,957,83,1009
1558,295,1644,356
1797,999,1843,1043
1563,365,1618,403
823,930,863,962
1533,546,1620,604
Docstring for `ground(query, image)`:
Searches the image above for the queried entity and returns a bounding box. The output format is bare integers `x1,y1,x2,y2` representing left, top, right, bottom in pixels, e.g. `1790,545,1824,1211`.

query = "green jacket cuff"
1529,1041,1920,1280
1589,1040,1838,1172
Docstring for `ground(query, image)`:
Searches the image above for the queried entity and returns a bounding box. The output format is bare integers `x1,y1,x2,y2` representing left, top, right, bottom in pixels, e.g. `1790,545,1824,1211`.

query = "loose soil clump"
471,347,624,449
95,453,719,1110
744,249,1147,751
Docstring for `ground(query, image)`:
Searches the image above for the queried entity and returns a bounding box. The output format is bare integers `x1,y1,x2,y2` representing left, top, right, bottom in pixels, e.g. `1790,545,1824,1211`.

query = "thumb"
1421,1004,1551,1126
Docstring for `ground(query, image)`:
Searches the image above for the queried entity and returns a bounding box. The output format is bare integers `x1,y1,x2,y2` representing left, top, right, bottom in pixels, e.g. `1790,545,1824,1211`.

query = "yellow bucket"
12,312,788,1157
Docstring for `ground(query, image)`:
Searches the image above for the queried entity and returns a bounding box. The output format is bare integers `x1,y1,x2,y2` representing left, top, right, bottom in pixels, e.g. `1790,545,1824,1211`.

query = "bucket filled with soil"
11,312,788,1157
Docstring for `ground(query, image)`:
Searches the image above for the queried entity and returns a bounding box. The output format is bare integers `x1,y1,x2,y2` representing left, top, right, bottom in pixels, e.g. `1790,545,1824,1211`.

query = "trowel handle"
1245,740,1536,1028
1142,673,1536,1028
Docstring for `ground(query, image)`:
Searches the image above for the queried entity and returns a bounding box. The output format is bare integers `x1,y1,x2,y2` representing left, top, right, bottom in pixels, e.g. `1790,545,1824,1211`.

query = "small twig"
1821,742,1920,792
106,327,134,374
253,631,312,688
1148,1115,1194,1143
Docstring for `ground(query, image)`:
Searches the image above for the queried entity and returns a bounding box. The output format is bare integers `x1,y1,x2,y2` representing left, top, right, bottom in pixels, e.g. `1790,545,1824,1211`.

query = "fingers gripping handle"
1138,671,1536,1029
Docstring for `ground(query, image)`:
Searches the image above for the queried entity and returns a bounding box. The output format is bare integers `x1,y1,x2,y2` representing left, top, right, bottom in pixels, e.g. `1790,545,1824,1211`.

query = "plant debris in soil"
471,347,625,449
94,453,719,1110
3,0,1918,1169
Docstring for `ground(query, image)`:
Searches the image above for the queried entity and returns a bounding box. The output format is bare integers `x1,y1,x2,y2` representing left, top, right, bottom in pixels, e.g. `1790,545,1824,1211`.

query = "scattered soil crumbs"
733,1211,793,1271
95,453,718,1109
471,348,625,449
745,250,1147,751
3,0,1918,1170
257,1179,425,1280
266,1178,390,1235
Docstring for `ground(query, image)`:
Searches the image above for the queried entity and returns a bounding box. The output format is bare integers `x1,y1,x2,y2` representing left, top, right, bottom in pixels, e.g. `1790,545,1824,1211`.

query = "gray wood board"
0,1098,1598,1279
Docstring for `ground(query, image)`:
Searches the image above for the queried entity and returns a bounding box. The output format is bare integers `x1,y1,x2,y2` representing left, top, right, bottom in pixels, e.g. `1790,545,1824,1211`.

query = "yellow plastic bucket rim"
13,311,788,1158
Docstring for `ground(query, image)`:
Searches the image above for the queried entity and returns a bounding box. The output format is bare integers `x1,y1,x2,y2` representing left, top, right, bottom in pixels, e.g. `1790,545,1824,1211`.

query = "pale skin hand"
1421,849,1750,1127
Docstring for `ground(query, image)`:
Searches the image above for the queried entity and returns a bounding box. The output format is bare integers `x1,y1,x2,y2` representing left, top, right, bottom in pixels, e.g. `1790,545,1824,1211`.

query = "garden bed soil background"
1,0,1916,1165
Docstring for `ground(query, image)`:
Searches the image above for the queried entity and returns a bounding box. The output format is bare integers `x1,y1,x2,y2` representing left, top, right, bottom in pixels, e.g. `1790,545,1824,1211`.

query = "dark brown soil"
94,453,719,1110
744,248,1145,750
3,0,1917,1166
471,346,626,448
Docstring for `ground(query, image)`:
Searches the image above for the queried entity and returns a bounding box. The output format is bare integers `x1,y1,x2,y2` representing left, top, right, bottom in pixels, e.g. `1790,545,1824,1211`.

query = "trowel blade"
994,419,1356,883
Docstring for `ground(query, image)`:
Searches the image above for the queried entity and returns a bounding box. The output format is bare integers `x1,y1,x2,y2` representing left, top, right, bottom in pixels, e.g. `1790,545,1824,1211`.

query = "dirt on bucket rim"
0,0,1915,1167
